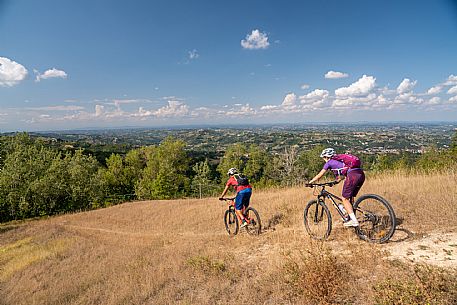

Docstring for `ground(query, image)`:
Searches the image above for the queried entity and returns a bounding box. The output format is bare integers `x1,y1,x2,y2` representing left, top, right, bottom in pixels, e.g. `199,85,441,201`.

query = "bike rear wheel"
353,194,396,243
224,209,239,236
304,199,332,240
244,207,261,235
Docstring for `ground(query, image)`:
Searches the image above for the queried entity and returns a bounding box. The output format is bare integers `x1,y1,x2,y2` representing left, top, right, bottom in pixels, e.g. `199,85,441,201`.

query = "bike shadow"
388,217,417,243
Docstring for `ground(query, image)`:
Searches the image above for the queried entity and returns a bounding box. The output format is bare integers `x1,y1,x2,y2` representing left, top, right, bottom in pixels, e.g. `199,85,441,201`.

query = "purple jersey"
323,159,346,177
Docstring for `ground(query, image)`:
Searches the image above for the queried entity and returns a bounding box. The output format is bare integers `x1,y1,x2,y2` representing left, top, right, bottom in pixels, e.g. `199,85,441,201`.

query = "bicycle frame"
221,198,247,222
312,183,354,219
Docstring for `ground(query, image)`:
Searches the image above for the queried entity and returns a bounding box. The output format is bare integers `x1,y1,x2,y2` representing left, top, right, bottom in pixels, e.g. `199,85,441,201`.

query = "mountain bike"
219,197,262,236
304,181,396,243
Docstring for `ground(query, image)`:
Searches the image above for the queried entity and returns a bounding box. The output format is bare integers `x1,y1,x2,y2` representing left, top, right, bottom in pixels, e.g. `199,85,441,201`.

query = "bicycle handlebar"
219,197,236,201
305,181,339,188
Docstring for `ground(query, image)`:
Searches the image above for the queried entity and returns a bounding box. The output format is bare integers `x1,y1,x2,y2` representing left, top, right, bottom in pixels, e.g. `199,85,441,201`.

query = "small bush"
283,241,353,304
374,264,457,305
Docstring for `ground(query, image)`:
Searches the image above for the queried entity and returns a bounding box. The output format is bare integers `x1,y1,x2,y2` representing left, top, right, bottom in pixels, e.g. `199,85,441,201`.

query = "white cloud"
225,104,255,116
95,105,105,117
300,84,310,90
427,97,441,105
281,93,298,107
35,68,67,82
301,89,329,100
241,29,270,50
335,75,376,97
260,105,279,110
188,49,199,60
396,78,417,94
449,96,457,103
427,85,442,95
154,101,189,117
444,74,457,86
0,57,28,87
332,93,378,109
325,71,349,79
447,85,457,95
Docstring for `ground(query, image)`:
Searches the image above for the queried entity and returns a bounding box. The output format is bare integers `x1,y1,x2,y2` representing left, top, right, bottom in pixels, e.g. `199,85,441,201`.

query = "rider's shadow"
388,217,416,243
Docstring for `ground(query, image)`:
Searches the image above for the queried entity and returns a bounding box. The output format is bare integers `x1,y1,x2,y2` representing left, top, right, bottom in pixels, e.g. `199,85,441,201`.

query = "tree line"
0,132,456,222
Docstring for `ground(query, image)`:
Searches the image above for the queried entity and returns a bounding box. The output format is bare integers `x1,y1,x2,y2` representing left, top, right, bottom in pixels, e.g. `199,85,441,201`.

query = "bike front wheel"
224,209,239,236
244,207,262,235
304,199,332,240
353,194,396,243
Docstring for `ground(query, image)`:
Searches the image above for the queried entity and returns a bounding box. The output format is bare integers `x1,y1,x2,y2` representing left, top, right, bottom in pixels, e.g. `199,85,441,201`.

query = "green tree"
297,145,326,180
66,149,103,210
135,137,190,199
217,143,248,180
415,146,455,172
0,133,57,220
244,144,270,183
191,159,214,198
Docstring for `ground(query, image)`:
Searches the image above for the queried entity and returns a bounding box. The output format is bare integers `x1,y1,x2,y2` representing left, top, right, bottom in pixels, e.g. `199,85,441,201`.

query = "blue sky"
1,0,457,131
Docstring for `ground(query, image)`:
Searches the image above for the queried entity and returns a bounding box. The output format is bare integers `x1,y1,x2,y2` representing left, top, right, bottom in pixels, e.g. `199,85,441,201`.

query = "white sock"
349,213,358,223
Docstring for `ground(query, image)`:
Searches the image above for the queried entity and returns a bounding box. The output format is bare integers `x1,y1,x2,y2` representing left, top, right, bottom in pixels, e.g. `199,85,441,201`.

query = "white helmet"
227,167,238,175
320,148,336,158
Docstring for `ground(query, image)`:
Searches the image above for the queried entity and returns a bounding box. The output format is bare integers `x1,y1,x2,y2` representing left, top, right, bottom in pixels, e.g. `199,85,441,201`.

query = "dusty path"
385,229,457,269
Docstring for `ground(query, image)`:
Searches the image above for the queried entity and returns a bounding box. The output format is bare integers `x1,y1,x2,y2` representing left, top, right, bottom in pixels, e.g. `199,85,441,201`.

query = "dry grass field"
1,171,456,305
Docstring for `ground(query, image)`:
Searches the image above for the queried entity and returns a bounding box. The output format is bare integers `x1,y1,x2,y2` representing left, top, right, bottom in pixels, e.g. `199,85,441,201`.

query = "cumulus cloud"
154,101,189,118
325,71,349,79
225,104,256,116
444,75,457,86
260,105,279,110
335,75,376,97
281,93,298,107
0,57,28,86
447,85,457,95
396,78,417,94
301,84,310,90
426,97,441,105
300,89,331,109
427,85,443,95
241,29,270,50
35,68,67,82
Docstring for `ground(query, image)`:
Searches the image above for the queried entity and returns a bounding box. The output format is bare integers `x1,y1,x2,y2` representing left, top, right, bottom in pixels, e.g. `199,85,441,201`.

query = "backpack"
234,174,249,186
331,154,361,169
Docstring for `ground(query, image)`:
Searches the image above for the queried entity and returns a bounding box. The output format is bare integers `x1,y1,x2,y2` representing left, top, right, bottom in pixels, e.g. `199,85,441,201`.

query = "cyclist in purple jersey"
308,148,365,227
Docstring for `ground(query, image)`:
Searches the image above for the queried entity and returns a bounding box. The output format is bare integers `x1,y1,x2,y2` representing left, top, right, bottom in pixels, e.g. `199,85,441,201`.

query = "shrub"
283,242,353,304
374,264,457,305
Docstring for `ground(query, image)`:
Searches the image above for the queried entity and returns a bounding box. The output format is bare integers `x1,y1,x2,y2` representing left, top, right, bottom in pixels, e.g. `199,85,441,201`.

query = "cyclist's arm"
308,168,327,184
220,184,231,198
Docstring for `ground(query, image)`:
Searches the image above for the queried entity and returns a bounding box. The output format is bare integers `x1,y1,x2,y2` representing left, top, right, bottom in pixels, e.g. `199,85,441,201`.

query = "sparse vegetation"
0,171,456,304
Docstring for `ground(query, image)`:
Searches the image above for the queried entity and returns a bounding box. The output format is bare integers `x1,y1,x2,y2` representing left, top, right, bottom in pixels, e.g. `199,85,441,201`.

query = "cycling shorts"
235,188,252,210
342,169,365,199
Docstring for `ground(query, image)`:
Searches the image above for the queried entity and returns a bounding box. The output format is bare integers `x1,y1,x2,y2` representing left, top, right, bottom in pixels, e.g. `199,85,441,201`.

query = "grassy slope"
1,172,456,305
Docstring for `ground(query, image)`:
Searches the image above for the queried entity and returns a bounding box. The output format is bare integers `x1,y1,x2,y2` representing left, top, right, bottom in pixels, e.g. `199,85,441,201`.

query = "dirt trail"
385,229,457,269
63,219,457,269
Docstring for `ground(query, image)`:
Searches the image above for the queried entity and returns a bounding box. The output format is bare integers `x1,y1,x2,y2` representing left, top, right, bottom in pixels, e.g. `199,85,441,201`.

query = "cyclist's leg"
235,191,247,222
241,188,252,220
342,170,365,226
